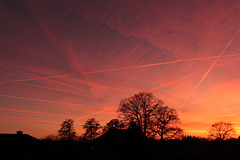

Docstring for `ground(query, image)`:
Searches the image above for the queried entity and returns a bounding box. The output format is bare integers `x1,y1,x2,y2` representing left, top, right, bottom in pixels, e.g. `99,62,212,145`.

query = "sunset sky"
1,0,240,138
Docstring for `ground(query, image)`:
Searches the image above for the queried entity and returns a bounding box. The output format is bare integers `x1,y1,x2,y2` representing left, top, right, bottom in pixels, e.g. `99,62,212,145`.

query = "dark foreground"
1,132,240,160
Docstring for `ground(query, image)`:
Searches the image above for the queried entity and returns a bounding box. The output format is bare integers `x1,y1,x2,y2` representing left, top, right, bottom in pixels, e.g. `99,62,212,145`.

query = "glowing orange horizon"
1,0,240,138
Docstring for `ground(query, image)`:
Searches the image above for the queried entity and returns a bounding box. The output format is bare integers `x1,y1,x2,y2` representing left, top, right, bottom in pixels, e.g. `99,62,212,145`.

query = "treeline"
44,92,237,142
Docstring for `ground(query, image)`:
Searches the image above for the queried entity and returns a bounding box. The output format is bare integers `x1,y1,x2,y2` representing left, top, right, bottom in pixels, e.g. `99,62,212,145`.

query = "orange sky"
1,0,240,138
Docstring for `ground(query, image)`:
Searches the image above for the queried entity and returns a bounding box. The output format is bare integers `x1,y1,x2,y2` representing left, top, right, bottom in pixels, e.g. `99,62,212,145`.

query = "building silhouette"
0,131,39,159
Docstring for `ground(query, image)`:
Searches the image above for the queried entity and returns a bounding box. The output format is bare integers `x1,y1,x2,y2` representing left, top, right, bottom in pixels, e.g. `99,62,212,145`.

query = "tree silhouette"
118,92,164,136
58,119,76,141
208,121,235,140
82,118,102,141
43,134,60,141
102,119,125,133
150,106,182,140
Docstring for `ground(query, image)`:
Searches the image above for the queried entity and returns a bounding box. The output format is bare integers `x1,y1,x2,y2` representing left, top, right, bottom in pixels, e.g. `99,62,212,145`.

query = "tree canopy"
150,106,182,140
208,121,235,140
82,118,102,141
58,119,76,141
118,92,182,139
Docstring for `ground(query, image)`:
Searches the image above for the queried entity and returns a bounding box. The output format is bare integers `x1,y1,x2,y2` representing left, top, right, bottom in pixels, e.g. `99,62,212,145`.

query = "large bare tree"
150,106,182,140
118,92,164,136
208,121,235,140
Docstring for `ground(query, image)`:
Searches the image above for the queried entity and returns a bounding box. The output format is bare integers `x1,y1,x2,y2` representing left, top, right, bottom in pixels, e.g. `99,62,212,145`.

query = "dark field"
1,131,240,160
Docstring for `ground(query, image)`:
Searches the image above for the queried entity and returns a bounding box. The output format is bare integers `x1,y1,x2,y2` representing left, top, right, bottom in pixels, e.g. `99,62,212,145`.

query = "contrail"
0,64,130,100
1,53,240,85
0,63,76,87
0,114,58,126
0,64,128,95
149,74,193,91
0,108,77,118
182,39,234,107
0,93,95,108
75,105,116,121
63,76,131,96
85,53,240,74
0,73,76,84
150,54,240,93
0,64,91,93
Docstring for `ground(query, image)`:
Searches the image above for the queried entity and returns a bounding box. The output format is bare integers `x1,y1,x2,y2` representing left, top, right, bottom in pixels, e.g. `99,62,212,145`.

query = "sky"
1,0,240,138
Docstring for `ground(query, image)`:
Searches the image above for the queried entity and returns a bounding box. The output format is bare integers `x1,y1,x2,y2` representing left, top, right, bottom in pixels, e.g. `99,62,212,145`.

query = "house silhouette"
0,131,39,159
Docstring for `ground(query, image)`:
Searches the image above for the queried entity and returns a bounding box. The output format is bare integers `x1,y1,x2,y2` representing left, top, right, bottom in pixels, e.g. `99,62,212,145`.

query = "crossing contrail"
0,64,89,92
0,93,96,108
150,54,240,93
85,53,240,74
1,53,240,85
0,64,131,100
0,108,78,118
0,73,76,84
182,38,234,107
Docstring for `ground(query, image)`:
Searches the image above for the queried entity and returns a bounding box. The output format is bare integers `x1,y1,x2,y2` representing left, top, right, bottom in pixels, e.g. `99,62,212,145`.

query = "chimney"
16,130,23,135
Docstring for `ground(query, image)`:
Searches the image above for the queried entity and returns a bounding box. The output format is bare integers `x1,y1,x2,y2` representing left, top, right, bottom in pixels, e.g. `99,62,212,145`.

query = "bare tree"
118,92,164,136
150,106,182,140
209,121,235,140
58,119,76,141
102,119,125,133
82,118,102,141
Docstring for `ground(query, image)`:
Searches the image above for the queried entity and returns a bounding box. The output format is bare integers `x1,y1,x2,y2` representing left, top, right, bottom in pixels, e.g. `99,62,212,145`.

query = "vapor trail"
0,64,90,93
182,39,234,107
0,108,77,118
0,115,58,126
0,73,76,84
150,54,240,93
75,105,116,121
1,53,240,85
0,93,94,108
85,53,240,74
0,64,130,100
149,74,193,91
